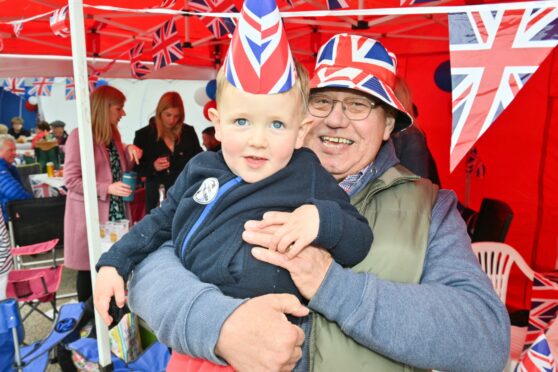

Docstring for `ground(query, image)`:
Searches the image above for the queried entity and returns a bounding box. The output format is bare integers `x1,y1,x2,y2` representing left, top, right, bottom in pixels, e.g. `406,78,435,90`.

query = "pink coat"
63,128,133,271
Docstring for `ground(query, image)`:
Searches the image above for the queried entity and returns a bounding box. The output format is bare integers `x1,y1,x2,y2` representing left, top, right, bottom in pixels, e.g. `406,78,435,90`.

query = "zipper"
180,176,242,259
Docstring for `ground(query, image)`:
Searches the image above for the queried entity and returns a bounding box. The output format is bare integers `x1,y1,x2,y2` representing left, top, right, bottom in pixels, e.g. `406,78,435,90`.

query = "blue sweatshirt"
0,159,33,222
128,140,510,372
99,148,372,303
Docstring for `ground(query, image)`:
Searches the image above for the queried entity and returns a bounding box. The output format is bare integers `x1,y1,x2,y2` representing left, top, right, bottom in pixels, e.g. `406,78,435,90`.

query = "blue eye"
234,118,248,126
271,121,284,129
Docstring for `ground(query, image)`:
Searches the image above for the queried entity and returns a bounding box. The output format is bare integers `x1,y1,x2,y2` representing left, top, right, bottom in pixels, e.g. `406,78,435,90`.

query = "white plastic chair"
472,242,537,371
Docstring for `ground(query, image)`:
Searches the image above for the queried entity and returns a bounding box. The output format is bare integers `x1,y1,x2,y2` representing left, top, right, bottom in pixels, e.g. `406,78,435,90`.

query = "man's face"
303,89,395,181
12,123,23,133
52,127,64,137
0,141,17,164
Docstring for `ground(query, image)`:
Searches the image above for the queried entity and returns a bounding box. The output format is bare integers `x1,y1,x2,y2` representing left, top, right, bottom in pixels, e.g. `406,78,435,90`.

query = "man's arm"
128,243,308,370
309,190,510,372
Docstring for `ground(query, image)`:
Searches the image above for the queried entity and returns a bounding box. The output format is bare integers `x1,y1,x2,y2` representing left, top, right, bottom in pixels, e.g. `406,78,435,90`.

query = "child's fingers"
95,295,114,326
114,283,127,309
286,240,308,260
262,211,291,225
275,228,297,253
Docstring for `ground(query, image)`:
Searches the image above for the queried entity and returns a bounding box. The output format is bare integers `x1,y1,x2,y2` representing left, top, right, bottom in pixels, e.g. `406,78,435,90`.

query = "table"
28,173,66,198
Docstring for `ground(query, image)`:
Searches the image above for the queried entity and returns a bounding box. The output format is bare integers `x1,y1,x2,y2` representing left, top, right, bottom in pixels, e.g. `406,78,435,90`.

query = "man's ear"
295,116,315,149
383,116,396,141
208,108,222,142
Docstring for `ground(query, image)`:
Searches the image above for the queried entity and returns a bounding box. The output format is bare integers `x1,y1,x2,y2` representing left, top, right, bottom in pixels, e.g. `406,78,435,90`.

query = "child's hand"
265,204,319,259
94,266,126,326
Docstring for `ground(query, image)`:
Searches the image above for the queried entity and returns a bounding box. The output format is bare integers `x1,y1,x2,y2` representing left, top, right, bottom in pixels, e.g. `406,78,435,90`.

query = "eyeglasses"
308,94,379,121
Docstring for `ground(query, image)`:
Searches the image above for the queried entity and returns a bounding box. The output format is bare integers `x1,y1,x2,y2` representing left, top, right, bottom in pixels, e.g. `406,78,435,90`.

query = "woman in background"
133,92,202,213
64,85,142,302
8,117,30,141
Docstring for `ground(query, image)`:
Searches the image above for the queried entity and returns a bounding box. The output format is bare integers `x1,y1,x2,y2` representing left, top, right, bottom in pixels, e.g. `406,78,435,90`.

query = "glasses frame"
307,94,380,121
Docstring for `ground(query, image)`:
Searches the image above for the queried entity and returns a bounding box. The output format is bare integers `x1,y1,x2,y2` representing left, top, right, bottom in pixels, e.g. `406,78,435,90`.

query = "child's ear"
295,116,315,149
208,108,222,142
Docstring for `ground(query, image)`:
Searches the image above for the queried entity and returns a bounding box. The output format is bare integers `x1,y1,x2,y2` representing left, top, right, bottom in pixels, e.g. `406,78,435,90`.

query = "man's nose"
325,101,349,128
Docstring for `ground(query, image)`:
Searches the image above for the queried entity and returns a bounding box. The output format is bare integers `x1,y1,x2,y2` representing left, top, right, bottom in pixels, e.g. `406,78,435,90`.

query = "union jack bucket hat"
310,33,413,131
224,0,296,94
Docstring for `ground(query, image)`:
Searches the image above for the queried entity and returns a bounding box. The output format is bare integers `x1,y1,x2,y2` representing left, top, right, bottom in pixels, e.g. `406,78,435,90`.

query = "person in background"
126,33,509,372
133,92,202,214
31,121,53,149
8,117,30,141
0,124,8,135
50,120,68,146
391,77,441,186
64,85,142,303
0,135,32,223
201,126,221,151
0,206,12,300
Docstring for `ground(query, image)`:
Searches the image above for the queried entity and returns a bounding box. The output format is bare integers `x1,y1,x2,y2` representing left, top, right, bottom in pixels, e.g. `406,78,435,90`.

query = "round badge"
193,177,219,205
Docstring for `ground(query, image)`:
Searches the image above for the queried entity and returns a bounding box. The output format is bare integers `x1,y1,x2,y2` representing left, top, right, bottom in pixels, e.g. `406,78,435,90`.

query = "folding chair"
7,239,63,322
15,163,41,194
6,196,66,268
471,198,514,243
0,298,84,372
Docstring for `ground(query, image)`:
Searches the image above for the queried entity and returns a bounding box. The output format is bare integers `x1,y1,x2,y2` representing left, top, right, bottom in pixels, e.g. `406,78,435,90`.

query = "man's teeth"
321,136,354,145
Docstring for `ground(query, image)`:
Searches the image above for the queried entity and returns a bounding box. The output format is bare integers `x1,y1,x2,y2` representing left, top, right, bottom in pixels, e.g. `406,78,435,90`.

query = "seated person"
202,126,221,151
31,121,55,149
8,117,30,142
0,135,33,222
50,120,68,146
0,124,8,135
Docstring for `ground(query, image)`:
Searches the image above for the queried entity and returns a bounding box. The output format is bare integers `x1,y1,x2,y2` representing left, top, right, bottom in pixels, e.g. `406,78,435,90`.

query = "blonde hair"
0,124,8,135
155,92,185,142
90,85,126,145
11,117,23,126
0,134,15,149
215,59,310,116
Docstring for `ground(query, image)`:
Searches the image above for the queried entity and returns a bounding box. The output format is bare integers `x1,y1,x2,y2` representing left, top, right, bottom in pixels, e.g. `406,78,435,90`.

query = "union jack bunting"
152,19,183,70
448,7,558,171
13,22,23,37
326,0,349,10
129,42,151,78
400,0,438,6
516,331,556,372
88,75,99,92
65,78,75,100
225,0,295,94
50,6,70,38
3,78,27,97
28,78,54,97
525,272,558,351
159,0,176,8
188,0,238,39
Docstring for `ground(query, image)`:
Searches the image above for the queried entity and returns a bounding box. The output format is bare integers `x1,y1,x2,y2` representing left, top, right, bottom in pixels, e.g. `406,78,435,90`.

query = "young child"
94,0,372,355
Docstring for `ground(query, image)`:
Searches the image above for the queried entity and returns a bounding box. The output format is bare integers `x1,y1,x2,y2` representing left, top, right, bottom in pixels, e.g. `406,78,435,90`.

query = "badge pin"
193,177,219,205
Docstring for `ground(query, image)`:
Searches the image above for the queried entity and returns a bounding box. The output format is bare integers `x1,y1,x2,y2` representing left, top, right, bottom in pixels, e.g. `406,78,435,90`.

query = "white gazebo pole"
67,0,112,368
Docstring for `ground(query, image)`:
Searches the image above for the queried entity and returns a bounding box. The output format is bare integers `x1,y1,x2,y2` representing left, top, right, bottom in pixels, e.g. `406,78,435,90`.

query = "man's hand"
251,246,333,300
215,294,309,372
93,266,126,325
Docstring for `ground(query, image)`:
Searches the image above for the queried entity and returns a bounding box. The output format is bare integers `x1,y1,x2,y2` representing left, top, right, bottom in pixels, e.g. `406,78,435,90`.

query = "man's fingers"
243,230,276,249
252,247,290,270
272,293,309,318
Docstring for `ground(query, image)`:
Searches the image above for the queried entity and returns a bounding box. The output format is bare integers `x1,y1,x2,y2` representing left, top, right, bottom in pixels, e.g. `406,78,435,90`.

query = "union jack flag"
448,7,558,171
188,0,238,39
225,0,295,94
65,78,75,100
516,331,556,372
525,272,558,352
400,0,438,6
13,22,23,37
129,42,151,78
326,0,348,10
152,19,183,70
3,78,27,97
88,75,99,92
50,6,70,38
28,78,54,97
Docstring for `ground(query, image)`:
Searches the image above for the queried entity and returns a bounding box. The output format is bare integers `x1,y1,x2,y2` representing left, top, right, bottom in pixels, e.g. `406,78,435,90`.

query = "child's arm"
94,266,125,325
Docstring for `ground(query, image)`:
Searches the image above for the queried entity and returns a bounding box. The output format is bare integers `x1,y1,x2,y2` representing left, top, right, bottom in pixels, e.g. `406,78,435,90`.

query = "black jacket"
133,122,202,212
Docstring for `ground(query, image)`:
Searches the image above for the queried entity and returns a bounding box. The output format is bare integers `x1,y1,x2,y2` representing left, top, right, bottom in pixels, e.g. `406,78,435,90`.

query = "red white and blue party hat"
224,0,296,94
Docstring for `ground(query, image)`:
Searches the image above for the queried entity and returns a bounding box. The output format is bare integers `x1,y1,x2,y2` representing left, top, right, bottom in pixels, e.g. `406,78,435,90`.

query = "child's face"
210,84,312,183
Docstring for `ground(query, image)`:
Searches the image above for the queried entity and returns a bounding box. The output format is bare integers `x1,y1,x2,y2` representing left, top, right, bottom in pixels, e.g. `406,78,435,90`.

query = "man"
127,34,509,371
201,126,221,152
0,135,33,223
8,117,30,141
50,120,68,146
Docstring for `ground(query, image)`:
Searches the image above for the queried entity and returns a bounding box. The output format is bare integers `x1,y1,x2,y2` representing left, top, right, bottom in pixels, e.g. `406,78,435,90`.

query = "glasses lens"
308,95,333,118
343,98,373,120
